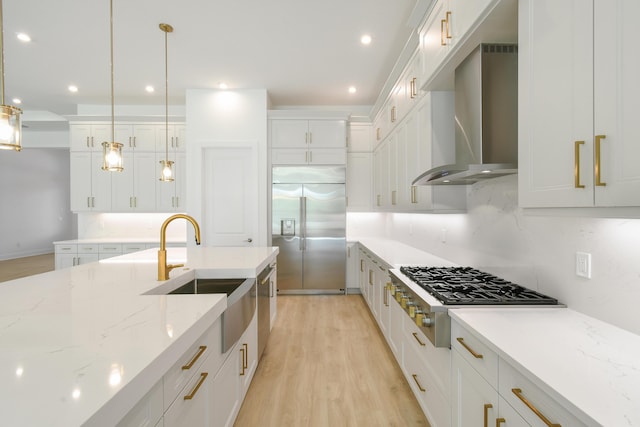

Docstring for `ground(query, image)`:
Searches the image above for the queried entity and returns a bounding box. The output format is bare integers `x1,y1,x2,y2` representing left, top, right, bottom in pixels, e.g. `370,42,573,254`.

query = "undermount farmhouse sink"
146,276,256,353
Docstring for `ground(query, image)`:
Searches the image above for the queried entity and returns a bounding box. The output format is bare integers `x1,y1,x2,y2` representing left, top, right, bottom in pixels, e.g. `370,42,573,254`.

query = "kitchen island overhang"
0,246,278,427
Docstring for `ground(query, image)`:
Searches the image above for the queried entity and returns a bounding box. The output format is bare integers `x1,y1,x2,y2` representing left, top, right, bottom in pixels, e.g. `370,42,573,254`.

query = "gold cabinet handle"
182,345,207,370
484,404,493,427
391,190,397,205
368,270,373,285
376,127,381,141
412,332,426,346
183,372,208,400
240,346,246,375
360,259,364,272
411,186,417,203
595,134,606,186
376,194,381,206
574,140,585,189
457,337,483,358
496,418,506,427
446,11,452,39
412,374,426,392
243,343,248,370
391,106,396,123
411,77,417,98
441,19,447,45
512,388,561,427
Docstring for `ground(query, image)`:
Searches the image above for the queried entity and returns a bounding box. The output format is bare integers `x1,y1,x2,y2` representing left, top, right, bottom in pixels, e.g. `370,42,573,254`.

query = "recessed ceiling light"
16,33,31,42
481,169,492,174
360,34,372,45
145,85,155,93
12,98,22,104
348,86,357,94
219,82,228,90
68,85,78,93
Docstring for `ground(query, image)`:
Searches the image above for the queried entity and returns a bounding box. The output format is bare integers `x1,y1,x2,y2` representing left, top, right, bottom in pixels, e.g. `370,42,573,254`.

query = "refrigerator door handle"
300,196,307,251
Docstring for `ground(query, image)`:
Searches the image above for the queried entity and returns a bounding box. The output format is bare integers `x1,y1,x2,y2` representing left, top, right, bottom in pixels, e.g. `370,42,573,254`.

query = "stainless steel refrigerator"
272,166,346,294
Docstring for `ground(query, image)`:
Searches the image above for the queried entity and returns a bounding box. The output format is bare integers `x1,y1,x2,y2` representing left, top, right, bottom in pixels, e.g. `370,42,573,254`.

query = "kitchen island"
0,246,278,426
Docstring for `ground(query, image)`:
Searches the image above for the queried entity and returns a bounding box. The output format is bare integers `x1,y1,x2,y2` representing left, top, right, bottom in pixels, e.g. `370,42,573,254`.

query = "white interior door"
203,147,257,246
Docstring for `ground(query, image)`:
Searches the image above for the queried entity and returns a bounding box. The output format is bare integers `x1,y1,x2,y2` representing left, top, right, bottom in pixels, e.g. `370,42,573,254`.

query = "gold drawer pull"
512,388,561,427
595,134,606,186
496,418,506,427
440,19,447,45
574,140,585,188
412,374,426,392
182,345,207,370
457,337,483,358
183,372,208,400
243,343,248,370
484,403,493,427
412,332,426,346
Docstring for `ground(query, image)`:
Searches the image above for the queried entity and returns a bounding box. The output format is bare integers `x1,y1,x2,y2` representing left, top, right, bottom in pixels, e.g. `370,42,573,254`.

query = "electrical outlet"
440,228,447,243
576,252,592,279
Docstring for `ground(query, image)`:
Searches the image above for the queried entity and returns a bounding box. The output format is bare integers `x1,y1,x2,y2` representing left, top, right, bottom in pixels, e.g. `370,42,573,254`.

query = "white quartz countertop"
0,246,278,427
54,238,186,245
449,308,640,426
356,237,456,267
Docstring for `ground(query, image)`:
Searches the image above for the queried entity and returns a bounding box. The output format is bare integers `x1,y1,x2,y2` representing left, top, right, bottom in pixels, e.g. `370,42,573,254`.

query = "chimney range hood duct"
413,43,518,185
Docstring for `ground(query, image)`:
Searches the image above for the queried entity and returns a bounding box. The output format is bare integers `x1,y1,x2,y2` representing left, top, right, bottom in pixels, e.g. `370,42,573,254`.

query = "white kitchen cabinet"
411,92,466,212
70,123,132,152
519,0,640,208
111,152,157,212
419,0,452,85
70,151,112,212
346,243,358,293
451,318,584,427
270,119,346,149
271,147,345,165
157,124,187,152
373,142,390,209
346,152,372,211
116,380,163,427
127,124,158,151
211,311,258,427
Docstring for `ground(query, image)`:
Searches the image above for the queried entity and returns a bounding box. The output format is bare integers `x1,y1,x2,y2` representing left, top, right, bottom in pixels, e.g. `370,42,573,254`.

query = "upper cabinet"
518,0,640,208
269,115,348,165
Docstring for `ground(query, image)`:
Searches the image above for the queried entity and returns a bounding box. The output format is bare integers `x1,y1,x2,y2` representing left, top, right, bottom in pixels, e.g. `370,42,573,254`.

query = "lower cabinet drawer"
164,319,221,410
451,319,498,389
164,353,214,427
99,243,123,254
404,316,450,397
404,330,450,427
55,244,77,254
499,358,588,426
77,244,100,254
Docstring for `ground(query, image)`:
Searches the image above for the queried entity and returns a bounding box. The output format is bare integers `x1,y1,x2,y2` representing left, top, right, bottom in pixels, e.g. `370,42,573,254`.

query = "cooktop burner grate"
399,266,558,305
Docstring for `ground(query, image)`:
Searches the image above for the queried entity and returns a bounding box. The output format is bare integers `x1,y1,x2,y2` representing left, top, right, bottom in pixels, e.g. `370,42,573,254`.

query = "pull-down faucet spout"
158,214,201,280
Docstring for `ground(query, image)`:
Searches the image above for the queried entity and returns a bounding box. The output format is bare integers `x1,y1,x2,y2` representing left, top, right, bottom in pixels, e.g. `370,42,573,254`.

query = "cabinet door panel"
346,153,372,210
594,0,640,206
518,0,594,207
271,149,308,165
451,348,498,427
308,120,346,148
271,120,309,148
308,148,345,165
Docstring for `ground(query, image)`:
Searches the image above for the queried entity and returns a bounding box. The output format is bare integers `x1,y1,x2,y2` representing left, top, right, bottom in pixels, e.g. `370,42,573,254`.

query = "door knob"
244,238,253,243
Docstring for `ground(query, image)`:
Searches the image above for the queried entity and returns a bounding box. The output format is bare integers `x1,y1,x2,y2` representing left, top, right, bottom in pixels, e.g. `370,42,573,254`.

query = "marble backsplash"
78,213,187,241
348,175,640,336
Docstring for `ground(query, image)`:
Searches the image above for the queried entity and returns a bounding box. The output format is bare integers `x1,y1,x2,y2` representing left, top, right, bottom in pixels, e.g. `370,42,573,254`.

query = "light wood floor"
0,253,54,283
235,295,429,427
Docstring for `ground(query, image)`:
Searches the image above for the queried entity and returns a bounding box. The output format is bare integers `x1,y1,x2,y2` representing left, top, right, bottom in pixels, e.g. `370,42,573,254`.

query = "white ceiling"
3,0,425,120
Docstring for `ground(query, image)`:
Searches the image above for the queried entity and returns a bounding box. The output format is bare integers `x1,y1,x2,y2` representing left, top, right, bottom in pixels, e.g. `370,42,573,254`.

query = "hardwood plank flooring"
235,295,429,427
0,253,54,283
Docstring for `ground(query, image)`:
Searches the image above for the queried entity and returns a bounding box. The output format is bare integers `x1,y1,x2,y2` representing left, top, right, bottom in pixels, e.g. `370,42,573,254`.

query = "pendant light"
159,23,174,182
0,0,22,151
101,0,123,171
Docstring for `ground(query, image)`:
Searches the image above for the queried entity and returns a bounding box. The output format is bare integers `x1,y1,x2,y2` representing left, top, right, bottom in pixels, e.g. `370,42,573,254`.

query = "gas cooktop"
399,266,559,306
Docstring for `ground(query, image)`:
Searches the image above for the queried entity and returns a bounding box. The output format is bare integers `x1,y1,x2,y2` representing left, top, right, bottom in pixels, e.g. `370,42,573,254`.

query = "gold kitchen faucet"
158,214,201,280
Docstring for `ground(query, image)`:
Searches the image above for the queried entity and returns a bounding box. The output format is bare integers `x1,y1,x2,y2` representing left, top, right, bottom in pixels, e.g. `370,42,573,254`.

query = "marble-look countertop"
451,308,640,426
0,246,278,427
356,238,640,426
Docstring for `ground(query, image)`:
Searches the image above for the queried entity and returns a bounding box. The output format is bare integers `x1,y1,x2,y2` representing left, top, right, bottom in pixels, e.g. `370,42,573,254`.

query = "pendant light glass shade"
159,23,174,182
102,141,123,171
102,0,123,172
0,0,22,151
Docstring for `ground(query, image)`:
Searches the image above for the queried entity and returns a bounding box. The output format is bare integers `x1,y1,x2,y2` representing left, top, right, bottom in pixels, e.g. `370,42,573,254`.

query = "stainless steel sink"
168,278,247,296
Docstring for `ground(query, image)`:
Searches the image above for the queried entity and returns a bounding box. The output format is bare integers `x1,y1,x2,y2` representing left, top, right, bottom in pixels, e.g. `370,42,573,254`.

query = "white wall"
0,148,75,260
186,89,269,246
348,175,640,336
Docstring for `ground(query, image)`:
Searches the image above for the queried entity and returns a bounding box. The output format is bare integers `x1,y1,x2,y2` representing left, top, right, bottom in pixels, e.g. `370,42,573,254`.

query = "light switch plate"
576,252,592,279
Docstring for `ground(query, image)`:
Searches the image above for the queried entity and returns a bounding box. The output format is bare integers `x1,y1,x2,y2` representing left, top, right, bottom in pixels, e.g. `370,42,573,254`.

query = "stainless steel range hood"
413,44,518,185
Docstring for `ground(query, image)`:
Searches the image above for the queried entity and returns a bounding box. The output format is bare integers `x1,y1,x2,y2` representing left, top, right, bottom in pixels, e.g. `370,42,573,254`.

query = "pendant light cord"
0,0,6,105
110,0,115,143
164,26,169,161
